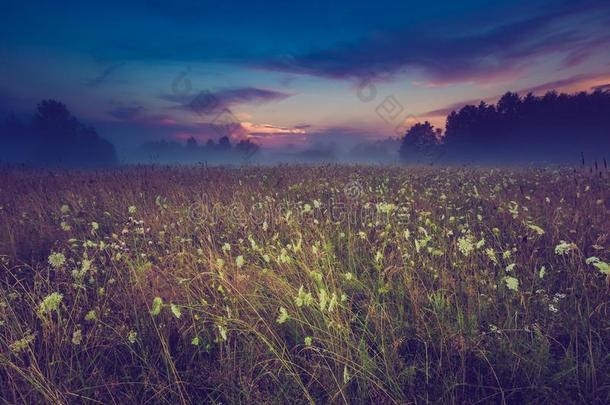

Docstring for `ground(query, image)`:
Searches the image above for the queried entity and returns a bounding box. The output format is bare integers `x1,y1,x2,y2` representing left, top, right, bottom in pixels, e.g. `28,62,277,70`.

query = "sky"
1,0,610,156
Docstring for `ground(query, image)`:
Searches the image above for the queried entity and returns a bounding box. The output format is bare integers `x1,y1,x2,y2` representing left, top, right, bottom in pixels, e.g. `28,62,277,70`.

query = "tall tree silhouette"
1,100,117,167
31,100,117,167
443,90,610,163
235,139,260,161
399,121,441,163
218,136,231,151
186,136,198,149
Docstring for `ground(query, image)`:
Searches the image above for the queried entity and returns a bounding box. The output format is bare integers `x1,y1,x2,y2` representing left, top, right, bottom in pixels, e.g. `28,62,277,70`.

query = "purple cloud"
85,63,125,87
592,83,610,92
256,3,610,85
213,87,292,106
107,105,145,121
160,87,292,115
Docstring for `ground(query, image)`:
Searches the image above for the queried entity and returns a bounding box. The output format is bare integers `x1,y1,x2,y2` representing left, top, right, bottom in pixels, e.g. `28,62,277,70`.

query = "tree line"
3,91,609,167
400,89,610,164
138,135,260,164
0,100,117,167
0,99,261,167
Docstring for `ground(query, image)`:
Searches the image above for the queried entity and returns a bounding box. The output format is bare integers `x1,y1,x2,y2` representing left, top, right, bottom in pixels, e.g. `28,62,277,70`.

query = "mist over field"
3,90,610,167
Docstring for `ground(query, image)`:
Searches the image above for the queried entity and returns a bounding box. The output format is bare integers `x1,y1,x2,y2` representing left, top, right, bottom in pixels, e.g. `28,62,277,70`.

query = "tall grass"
0,165,609,403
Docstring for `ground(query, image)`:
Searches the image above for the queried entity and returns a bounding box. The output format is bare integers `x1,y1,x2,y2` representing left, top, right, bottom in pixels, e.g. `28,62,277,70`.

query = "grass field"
1,165,609,404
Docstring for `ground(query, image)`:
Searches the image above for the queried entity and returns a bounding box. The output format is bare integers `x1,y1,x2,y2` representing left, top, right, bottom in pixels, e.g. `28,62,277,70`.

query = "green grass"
0,165,609,404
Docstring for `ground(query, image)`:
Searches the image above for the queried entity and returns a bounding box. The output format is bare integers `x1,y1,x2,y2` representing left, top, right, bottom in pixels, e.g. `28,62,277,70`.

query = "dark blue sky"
1,0,609,153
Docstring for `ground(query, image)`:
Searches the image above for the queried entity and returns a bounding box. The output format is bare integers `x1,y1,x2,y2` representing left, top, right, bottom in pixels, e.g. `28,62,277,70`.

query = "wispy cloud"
107,105,145,121
160,87,292,114
256,3,610,85
85,63,125,87
244,122,307,138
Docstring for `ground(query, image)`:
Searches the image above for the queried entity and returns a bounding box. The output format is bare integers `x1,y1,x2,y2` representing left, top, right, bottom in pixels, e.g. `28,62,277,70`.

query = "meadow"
0,165,609,404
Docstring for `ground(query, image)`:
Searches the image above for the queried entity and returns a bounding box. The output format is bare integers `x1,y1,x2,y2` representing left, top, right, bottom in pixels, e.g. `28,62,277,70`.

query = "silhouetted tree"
136,135,260,164
0,100,118,167
33,100,118,166
77,125,117,166
443,90,610,163
218,136,231,151
186,136,198,149
235,139,260,161
399,121,441,163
